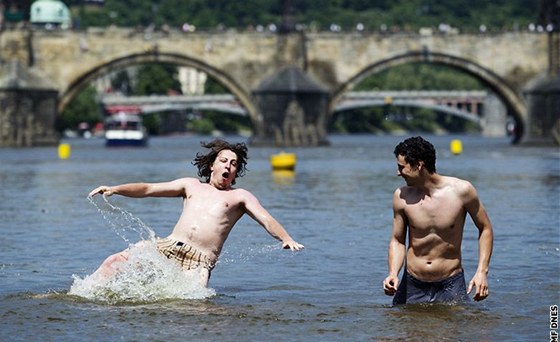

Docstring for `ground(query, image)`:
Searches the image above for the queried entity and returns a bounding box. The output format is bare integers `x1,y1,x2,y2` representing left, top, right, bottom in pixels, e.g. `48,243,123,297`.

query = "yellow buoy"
58,143,71,159
270,152,296,171
450,139,463,155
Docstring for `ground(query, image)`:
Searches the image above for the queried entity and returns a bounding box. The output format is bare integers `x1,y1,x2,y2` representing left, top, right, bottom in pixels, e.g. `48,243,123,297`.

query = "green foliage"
57,85,102,132
142,114,161,135
187,117,214,135
204,78,228,94
133,63,181,95
72,0,539,32
356,63,484,91
204,111,252,133
110,70,133,95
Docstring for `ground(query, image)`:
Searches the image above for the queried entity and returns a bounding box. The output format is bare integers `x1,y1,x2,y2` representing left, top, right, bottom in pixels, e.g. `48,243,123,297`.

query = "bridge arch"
59,51,261,130
330,51,527,142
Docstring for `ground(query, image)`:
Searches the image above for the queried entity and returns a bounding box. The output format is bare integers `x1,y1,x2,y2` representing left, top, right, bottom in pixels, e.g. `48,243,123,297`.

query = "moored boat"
104,112,148,147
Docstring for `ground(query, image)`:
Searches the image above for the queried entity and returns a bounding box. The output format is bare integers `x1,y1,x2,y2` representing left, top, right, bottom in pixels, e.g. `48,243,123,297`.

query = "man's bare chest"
405,196,464,229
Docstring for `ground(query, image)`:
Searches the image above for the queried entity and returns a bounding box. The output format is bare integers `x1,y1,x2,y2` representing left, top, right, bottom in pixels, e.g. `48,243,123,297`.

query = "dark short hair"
193,139,248,184
393,136,437,173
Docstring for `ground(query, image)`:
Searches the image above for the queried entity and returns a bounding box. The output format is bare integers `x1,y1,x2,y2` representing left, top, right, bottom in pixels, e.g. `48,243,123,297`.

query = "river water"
0,134,558,341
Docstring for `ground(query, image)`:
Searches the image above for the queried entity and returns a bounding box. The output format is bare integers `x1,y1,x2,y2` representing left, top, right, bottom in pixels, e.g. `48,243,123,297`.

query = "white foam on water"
68,196,216,303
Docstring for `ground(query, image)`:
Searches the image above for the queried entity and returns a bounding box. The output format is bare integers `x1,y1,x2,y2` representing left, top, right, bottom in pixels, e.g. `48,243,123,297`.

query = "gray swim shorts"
392,269,469,305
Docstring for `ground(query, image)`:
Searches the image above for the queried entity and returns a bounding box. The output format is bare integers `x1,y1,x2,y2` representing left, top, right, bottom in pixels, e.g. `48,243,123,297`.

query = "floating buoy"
270,152,296,171
450,139,463,155
58,143,71,159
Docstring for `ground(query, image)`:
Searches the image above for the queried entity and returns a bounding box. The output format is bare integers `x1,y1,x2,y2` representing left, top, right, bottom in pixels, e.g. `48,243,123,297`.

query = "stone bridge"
0,27,552,146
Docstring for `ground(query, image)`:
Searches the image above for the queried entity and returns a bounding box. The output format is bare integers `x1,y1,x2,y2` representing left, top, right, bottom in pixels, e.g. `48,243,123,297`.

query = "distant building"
30,0,71,29
178,67,207,95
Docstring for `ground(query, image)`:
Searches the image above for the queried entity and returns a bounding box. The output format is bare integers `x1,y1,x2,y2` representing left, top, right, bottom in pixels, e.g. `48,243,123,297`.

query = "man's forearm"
111,183,150,197
476,226,493,274
387,240,406,276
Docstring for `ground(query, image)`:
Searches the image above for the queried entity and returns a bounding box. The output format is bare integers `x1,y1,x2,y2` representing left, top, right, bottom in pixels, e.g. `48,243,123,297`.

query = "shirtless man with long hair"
89,139,304,287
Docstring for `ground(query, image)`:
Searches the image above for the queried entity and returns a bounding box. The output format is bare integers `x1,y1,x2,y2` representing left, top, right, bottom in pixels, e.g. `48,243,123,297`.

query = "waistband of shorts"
157,237,191,247
405,269,464,285
156,237,215,269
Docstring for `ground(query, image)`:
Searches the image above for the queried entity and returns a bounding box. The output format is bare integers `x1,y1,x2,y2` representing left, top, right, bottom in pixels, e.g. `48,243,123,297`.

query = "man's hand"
88,186,113,198
282,239,305,251
467,271,489,301
383,275,399,296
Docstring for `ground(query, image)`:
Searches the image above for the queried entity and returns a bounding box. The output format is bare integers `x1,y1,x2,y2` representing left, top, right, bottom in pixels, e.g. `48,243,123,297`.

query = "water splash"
68,196,215,303
86,194,155,244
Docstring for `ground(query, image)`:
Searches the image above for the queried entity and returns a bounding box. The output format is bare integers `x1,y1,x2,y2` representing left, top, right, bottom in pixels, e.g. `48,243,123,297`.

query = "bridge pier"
251,67,330,147
0,60,59,147
524,75,560,145
481,93,507,137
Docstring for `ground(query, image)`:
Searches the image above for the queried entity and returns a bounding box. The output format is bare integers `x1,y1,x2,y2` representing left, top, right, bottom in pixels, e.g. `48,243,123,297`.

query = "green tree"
204,77,228,94
56,85,102,132
110,70,133,95
133,63,181,95
71,0,539,32
356,63,484,91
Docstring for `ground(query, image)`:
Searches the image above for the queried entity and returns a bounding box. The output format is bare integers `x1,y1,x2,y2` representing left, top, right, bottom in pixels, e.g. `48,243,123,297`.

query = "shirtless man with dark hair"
383,136,493,304
89,139,304,287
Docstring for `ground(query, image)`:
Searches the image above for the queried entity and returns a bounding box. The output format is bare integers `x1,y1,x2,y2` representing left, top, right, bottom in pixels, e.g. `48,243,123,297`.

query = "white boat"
104,112,148,147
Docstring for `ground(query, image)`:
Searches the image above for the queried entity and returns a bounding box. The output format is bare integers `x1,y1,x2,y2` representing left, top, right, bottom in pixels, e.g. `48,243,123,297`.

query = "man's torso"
401,177,468,281
168,180,246,261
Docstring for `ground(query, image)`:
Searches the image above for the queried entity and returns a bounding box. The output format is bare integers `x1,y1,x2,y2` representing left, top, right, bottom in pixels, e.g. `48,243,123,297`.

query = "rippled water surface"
0,134,558,341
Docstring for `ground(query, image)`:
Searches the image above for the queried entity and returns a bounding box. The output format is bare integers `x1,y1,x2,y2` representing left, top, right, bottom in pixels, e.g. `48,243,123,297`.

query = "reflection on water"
0,134,558,341
272,169,296,186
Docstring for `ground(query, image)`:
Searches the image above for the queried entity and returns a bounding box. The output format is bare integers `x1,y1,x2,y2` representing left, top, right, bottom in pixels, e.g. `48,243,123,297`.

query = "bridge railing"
100,91,488,119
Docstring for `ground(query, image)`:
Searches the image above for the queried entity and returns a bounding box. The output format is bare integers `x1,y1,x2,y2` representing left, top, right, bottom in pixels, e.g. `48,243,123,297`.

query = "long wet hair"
192,139,248,184
393,136,437,174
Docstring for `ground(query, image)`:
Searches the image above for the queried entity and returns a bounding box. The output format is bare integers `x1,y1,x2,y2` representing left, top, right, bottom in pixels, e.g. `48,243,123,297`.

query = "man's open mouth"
222,172,230,178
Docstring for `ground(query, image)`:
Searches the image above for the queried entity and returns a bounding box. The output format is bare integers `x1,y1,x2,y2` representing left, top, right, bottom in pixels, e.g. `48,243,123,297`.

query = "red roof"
105,105,141,115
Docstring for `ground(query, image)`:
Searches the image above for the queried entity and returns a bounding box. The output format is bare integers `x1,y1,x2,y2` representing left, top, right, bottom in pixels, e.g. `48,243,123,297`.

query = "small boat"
104,112,148,147
270,152,296,170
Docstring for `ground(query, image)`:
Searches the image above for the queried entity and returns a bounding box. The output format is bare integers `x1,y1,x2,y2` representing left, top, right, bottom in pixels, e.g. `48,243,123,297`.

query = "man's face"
396,154,420,186
210,149,238,189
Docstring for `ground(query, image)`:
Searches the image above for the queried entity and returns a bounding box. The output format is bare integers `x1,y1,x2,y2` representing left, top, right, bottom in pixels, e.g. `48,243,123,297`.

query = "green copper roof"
30,0,71,26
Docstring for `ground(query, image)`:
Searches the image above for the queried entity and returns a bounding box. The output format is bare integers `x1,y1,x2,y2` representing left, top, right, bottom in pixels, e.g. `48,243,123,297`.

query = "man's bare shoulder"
228,187,255,198
395,185,417,198
393,186,414,209
220,187,258,207
168,177,201,187
440,175,474,193
182,177,203,184
438,176,479,205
